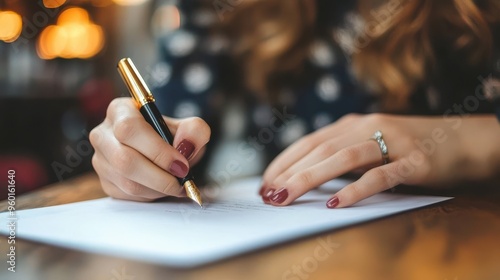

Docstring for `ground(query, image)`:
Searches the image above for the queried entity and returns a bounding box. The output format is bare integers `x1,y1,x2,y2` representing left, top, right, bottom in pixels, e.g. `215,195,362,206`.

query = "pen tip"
183,180,204,209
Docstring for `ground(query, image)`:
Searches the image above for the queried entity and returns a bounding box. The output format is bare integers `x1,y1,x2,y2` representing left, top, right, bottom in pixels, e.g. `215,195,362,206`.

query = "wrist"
459,116,500,182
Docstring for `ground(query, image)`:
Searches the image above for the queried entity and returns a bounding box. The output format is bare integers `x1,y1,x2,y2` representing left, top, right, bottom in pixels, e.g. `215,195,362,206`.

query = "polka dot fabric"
151,1,371,164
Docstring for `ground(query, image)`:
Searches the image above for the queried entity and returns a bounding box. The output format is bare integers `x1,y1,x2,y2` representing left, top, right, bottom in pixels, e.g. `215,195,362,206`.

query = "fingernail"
270,188,288,204
262,188,275,204
176,140,195,160
169,160,188,178
258,185,267,196
326,196,339,208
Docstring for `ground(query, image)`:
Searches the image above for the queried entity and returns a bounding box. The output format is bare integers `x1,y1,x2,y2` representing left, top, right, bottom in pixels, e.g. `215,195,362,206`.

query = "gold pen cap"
117,58,155,106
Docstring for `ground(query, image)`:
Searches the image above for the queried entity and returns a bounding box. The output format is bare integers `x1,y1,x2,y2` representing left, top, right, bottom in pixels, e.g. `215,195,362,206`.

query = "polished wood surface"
1,173,499,280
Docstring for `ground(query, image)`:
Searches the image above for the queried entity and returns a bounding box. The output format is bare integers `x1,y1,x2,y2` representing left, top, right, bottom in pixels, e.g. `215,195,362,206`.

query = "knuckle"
89,127,102,147
399,135,414,150
107,98,124,117
296,135,317,151
122,180,146,196
348,183,363,201
276,172,293,185
100,181,116,198
339,113,360,123
161,179,180,195
188,117,211,141
373,167,395,187
111,150,134,174
367,113,386,125
91,154,99,170
151,149,172,168
113,116,137,142
316,142,337,155
337,147,360,166
295,170,314,187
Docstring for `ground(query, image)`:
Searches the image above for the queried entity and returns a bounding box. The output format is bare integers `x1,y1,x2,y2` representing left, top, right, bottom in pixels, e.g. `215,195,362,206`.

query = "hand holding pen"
89,60,210,205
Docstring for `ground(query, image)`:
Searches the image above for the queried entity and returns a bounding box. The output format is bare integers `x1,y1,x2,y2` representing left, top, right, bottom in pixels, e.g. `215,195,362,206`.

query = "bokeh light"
112,0,149,6
43,0,67,9
0,11,23,43
37,7,105,60
151,5,181,37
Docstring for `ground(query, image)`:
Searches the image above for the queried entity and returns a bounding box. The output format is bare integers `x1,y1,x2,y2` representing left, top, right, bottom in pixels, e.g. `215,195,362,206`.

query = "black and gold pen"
117,58,203,208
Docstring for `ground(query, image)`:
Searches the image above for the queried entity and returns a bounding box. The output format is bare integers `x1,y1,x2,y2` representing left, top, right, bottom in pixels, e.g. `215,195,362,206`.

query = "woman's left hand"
260,113,500,208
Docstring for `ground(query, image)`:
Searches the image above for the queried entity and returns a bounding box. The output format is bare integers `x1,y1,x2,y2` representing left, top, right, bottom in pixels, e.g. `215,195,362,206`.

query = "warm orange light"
57,7,90,25
37,7,105,60
113,0,149,6
151,5,181,36
81,24,105,59
0,11,23,43
38,25,66,59
43,0,67,9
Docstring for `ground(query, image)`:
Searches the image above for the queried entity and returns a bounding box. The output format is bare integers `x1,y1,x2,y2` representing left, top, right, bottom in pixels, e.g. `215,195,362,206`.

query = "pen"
117,58,203,208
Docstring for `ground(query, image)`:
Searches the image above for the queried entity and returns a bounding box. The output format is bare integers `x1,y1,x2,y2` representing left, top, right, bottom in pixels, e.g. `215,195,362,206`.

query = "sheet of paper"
0,177,451,267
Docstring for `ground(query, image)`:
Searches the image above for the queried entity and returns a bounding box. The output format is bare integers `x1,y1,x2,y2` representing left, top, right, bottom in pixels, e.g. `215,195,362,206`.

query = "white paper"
0,177,451,267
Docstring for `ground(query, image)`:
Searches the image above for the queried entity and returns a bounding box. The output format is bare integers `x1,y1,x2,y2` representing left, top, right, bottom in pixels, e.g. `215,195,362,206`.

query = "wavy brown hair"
220,0,500,111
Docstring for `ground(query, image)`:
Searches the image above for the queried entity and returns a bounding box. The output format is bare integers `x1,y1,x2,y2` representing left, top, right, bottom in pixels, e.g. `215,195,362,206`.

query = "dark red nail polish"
262,189,275,204
271,188,288,204
326,196,339,208
176,140,195,160
169,160,188,178
264,188,275,198
259,185,267,196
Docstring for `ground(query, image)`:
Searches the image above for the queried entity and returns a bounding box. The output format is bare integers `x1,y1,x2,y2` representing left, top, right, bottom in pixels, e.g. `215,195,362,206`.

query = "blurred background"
0,0,181,199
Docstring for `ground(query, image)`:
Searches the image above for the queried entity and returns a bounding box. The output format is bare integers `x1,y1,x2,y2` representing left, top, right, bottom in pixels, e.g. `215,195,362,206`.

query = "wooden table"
1,173,499,280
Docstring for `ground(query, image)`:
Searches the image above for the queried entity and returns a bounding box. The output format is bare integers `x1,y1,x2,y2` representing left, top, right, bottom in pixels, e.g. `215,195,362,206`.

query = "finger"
100,178,156,202
262,116,358,188
261,134,322,189
93,152,178,200
265,140,382,206
106,98,145,125
111,110,189,174
98,133,186,196
189,146,206,166
268,135,357,191
169,117,211,162
327,161,404,208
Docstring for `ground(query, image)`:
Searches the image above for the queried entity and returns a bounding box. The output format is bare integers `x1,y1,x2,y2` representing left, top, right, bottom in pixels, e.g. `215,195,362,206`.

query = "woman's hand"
90,97,211,202
261,113,500,208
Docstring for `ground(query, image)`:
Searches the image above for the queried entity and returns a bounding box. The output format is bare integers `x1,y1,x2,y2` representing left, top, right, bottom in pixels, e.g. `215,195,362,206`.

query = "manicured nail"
326,196,339,208
176,140,195,160
169,160,188,178
270,188,288,204
259,185,267,196
262,188,275,203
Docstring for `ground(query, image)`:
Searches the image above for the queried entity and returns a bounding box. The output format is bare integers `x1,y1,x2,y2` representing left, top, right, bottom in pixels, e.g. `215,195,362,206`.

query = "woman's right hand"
89,97,211,202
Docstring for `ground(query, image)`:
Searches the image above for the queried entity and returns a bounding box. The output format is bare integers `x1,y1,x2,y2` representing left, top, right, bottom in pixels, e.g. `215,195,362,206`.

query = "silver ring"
369,130,389,165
